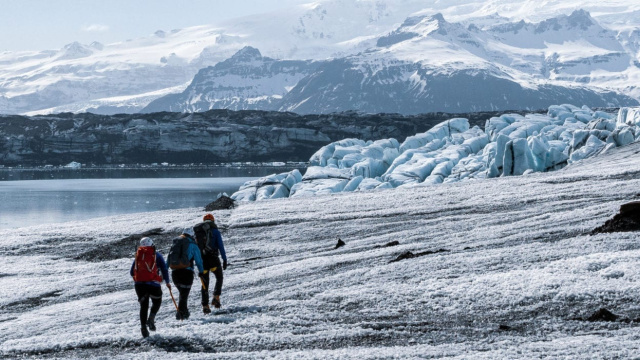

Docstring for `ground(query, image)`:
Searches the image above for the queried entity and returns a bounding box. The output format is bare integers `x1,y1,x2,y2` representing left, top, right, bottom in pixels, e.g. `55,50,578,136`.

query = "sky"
0,0,309,52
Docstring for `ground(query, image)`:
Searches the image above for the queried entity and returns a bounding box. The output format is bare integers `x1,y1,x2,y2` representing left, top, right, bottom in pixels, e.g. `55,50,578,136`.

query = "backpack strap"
144,252,157,273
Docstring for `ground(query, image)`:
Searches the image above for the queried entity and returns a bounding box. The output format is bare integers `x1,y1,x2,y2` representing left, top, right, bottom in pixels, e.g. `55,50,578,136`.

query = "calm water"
0,166,296,181
0,177,254,229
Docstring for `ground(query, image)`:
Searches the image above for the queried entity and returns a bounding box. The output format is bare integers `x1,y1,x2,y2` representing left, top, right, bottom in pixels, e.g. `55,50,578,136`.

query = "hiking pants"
201,256,223,305
135,284,162,327
171,269,194,318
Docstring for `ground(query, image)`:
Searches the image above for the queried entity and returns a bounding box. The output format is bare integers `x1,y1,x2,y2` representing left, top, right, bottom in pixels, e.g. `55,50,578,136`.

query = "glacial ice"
232,105,640,201
617,107,640,126
231,169,302,201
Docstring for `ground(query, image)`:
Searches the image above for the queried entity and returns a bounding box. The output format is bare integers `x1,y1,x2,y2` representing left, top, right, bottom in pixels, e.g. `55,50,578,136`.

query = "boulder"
591,201,640,234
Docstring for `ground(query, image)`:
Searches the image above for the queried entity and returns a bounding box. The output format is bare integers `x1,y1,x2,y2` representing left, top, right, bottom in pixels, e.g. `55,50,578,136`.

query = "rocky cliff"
0,110,524,166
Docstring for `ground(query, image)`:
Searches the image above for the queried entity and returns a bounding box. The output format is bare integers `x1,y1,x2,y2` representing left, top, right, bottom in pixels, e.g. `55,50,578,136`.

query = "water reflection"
0,177,255,229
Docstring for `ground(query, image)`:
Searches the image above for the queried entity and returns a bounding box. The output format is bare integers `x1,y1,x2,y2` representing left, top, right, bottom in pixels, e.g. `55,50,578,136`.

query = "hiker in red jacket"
130,237,171,338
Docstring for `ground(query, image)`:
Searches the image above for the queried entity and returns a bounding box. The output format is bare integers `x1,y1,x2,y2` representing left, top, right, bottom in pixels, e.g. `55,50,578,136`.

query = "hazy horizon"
0,0,309,52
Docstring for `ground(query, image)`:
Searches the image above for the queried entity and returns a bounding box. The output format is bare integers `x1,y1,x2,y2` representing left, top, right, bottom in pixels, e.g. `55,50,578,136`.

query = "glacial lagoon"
0,166,298,229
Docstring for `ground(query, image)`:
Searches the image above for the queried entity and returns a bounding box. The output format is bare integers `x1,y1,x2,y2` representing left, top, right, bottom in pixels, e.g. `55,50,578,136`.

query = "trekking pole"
168,286,182,321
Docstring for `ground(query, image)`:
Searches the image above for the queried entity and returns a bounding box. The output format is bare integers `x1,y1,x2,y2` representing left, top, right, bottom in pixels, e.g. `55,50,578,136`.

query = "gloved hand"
166,283,172,290
198,272,205,280
223,260,228,270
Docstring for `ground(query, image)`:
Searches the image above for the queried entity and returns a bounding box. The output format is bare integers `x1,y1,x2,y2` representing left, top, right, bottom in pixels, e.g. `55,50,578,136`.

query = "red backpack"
133,246,162,283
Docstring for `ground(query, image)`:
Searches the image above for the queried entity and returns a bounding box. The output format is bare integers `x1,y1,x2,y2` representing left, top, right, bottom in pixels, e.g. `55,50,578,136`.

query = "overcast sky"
0,0,309,52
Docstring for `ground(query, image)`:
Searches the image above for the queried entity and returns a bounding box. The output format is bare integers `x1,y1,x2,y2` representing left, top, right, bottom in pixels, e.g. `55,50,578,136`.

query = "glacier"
4,132,640,358
232,105,640,201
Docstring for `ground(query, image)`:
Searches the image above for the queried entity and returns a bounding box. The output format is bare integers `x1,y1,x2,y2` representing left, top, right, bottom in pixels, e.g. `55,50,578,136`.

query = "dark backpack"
193,222,212,252
168,236,191,270
195,221,220,252
133,246,162,282
194,221,218,269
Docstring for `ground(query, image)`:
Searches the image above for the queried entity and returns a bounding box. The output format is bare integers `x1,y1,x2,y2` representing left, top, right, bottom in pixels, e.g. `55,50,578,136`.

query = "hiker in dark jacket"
170,227,204,320
130,237,171,338
199,213,228,312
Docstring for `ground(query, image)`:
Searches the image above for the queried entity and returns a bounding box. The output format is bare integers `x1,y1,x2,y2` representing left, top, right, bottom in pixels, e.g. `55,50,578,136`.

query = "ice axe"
168,285,182,321
199,273,207,291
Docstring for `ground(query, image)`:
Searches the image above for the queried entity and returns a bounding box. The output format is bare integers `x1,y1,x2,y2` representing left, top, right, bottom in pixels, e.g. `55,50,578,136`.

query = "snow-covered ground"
2,140,640,358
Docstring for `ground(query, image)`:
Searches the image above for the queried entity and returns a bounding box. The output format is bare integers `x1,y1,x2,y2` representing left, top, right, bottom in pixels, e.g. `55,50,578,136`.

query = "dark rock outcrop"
74,228,172,262
592,201,640,234
390,249,449,263
586,308,619,322
205,196,236,211
374,240,400,249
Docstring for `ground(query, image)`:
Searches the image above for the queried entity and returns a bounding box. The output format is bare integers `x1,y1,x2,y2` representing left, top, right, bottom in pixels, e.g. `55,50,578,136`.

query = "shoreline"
0,161,307,171
0,162,306,181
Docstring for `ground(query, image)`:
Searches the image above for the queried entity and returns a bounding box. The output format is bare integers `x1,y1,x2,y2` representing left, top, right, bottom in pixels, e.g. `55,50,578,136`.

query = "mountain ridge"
145,10,640,115
1,2,640,115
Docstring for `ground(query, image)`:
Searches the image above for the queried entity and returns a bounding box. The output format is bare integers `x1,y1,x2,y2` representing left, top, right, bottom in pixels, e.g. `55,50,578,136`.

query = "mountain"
486,10,633,86
2,1,640,115
141,47,320,113
0,27,218,115
0,0,433,116
277,12,639,114
279,62,634,114
152,12,636,115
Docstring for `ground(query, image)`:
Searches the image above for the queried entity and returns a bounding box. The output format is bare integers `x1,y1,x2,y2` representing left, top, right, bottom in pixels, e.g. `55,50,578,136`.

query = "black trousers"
201,256,223,305
135,284,162,327
171,269,194,318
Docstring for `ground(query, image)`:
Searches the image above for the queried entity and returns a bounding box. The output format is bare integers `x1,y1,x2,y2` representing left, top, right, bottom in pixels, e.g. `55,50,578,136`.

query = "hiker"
168,227,204,320
130,237,171,338
194,213,228,313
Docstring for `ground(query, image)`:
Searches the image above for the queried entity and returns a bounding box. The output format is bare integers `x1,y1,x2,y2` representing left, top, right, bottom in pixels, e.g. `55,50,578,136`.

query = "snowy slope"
1,0,640,115
278,12,638,114
2,139,640,357
152,10,640,115
23,83,191,116
141,47,320,113
0,1,432,115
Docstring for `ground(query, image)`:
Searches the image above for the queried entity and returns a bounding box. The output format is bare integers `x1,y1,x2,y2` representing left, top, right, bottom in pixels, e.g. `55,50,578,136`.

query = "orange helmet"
203,213,214,221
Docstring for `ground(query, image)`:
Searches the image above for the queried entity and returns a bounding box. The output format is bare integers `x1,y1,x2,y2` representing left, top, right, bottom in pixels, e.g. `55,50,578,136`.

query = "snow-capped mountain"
279,11,639,114
485,10,635,90
141,47,320,113
1,0,640,115
0,0,432,115
150,11,638,115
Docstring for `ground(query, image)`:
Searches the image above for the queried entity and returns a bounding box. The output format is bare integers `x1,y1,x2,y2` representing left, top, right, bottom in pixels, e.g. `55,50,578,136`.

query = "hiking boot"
147,313,156,331
141,326,150,338
203,304,211,314
212,295,221,309
175,310,182,320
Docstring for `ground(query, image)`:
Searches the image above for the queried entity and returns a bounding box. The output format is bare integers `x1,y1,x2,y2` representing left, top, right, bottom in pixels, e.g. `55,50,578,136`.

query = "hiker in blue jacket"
170,227,204,320
130,237,171,338
200,213,228,312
